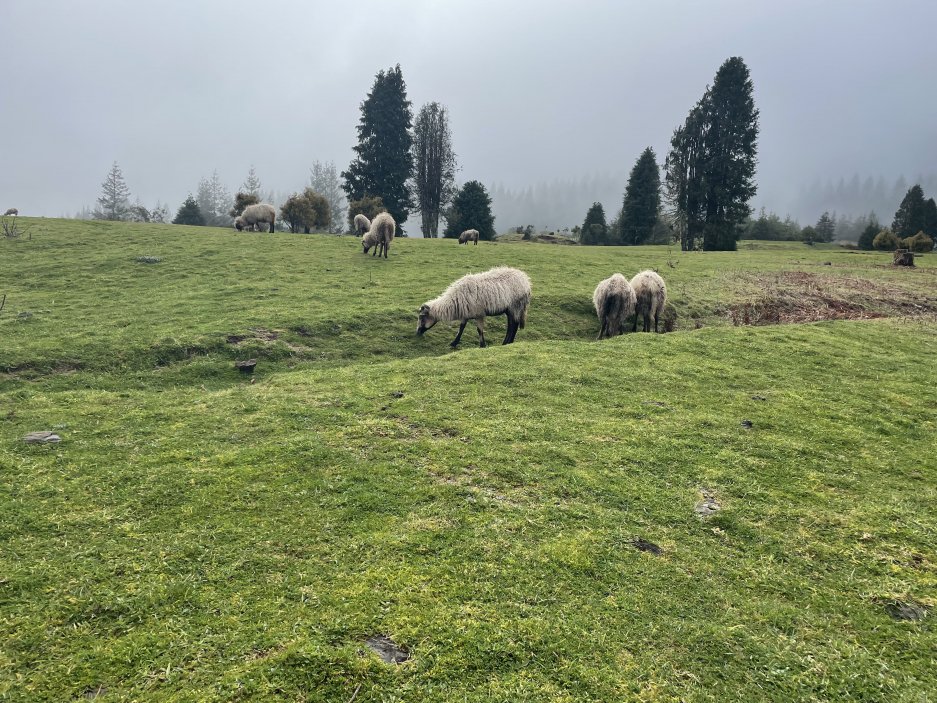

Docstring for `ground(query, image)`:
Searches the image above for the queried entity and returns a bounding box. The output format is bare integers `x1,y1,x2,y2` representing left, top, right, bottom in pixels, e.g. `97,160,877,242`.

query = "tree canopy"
619,148,661,245
443,181,495,240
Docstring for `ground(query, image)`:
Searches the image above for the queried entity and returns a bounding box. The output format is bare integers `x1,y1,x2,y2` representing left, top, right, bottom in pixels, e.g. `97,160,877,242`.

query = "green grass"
1,220,935,701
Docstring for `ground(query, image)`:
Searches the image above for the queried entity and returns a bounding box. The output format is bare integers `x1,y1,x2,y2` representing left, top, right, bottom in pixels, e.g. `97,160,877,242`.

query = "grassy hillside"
1,219,935,701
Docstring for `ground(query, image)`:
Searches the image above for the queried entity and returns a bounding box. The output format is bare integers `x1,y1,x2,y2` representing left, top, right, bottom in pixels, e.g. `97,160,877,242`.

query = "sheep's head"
234,216,245,231
362,239,372,254
416,304,436,335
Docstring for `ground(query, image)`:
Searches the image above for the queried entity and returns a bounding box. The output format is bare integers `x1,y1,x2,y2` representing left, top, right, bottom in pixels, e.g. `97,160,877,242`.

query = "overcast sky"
2,0,936,224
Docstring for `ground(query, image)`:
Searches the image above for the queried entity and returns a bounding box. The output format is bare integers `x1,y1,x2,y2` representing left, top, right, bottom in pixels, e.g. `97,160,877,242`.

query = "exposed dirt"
727,271,937,326
876,598,929,622
631,538,663,555
695,489,721,518
365,635,410,664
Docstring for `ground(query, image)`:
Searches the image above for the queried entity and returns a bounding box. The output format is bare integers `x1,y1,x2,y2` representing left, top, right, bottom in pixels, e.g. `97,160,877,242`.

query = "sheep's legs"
643,314,651,333
451,321,468,347
383,242,389,259
476,318,487,347
597,319,607,340
654,311,659,333
633,314,638,333
504,312,519,344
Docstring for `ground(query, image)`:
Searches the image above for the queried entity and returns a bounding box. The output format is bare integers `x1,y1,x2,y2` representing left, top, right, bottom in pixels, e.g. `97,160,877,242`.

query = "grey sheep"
362,212,396,258
3,208,18,216
417,266,531,347
234,203,276,232
593,273,637,340
630,270,667,332
353,213,371,236
458,229,479,245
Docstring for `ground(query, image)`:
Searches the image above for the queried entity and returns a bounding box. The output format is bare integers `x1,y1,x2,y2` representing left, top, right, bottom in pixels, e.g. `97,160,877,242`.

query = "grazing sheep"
458,229,479,245
593,273,637,340
630,270,667,333
234,203,276,232
417,266,531,347
3,208,17,216
362,212,396,258
353,213,371,236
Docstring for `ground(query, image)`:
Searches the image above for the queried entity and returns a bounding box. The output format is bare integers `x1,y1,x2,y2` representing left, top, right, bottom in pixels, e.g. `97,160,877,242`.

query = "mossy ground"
1,220,935,701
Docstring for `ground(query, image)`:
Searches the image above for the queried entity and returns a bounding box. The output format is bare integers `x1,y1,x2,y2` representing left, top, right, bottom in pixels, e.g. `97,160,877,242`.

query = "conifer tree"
241,166,262,197
172,195,205,226
892,185,928,239
857,215,880,250
94,161,131,221
342,65,414,229
443,181,495,240
620,147,661,245
815,211,837,242
579,202,608,245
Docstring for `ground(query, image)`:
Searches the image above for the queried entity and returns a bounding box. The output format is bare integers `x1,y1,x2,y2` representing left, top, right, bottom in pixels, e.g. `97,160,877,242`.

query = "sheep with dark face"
3,208,17,216
458,229,479,245
630,270,667,332
417,266,531,347
353,213,371,236
362,212,396,258
593,273,636,340
234,203,276,232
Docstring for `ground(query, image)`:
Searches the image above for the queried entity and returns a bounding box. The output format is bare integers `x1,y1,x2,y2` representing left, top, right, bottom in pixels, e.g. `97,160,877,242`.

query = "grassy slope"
1,220,935,701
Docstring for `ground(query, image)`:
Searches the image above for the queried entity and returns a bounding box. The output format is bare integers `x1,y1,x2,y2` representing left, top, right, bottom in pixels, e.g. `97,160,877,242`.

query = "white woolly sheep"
630,270,667,333
362,212,396,258
3,208,17,216
353,213,371,236
593,273,637,340
417,266,531,347
458,229,479,245
234,203,276,232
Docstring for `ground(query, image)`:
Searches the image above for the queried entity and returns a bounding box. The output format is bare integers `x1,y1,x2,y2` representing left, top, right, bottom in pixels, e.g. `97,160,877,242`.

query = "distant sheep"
353,213,371,236
3,208,17,216
417,266,531,347
630,270,667,333
234,203,276,232
362,212,396,258
458,229,479,245
593,273,636,340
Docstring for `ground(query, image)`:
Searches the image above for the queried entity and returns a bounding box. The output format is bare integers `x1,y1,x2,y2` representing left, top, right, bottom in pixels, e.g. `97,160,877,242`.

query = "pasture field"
1,219,936,701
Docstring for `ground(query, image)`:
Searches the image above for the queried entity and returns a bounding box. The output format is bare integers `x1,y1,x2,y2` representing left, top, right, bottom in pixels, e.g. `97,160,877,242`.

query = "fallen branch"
0,293,5,314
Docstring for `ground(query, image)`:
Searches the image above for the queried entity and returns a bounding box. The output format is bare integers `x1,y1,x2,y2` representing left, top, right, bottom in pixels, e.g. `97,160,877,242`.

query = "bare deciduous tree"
412,102,457,237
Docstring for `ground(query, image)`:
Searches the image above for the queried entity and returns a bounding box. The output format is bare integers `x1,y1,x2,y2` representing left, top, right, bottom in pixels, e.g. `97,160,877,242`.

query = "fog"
2,0,935,230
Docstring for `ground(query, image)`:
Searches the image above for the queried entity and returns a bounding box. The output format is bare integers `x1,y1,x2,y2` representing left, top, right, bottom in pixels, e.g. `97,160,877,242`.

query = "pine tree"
892,185,928,239
197,170,233,226
443,181,495,240
665,57,759,251
922,197,937,245
412,102,457,237
857,215,880,250
579,202,608,245
309,161,347,233
620,147,661,245
241,166,262,197
94,161,131,221
342,65,414,230
815,211,836,242
172,195,205,225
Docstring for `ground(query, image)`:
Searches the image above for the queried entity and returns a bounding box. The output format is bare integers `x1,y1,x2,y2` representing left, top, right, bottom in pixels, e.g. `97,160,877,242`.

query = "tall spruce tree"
857,215,880,250
665,57,759,251
620,147,661,245
172,195,205,226
815,211,837,242
94,161,131,221
241,166,262,197
443,181,495,240
922,197,937,245
412,102,457,237
342,65,414,230
892,185,928,239
309,161,347,233
579,202,608,245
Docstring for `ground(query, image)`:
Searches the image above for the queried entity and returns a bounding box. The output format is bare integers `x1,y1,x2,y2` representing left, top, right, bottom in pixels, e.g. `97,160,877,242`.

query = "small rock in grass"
365,634,410,664
695,489,721,518
391,391,405,399
880,599,928,622
135,256,161,264
740,419,753,429
24,431,61,444
17,311,33,319
235,359,257,374
751,395,767,401
631,538,662,555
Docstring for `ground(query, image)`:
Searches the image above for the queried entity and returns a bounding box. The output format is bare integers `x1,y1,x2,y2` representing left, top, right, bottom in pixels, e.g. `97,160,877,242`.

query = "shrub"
872,228,899,251
901,231,934,253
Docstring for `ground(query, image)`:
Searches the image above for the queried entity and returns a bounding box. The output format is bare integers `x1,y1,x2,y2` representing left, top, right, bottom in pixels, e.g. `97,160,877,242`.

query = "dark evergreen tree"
620,147,661,245
665,57,759,251
815,211,836,242
579,202,608,245
922,197,937,245
892,185,927,239
443,181,495,240
412,102,457,237
172,195,205,226
94,161,131,221
342,65,414,230
857,215,880,250
801,225,818,245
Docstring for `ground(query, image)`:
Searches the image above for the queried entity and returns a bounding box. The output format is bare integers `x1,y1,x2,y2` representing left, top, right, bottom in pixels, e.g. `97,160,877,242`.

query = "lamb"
630,270,667,332
593,273,637,340
417,266,531,347
353,213,371,236
361,212,396,258
234,203,276,232
3,208,17,216
458,229,479,245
